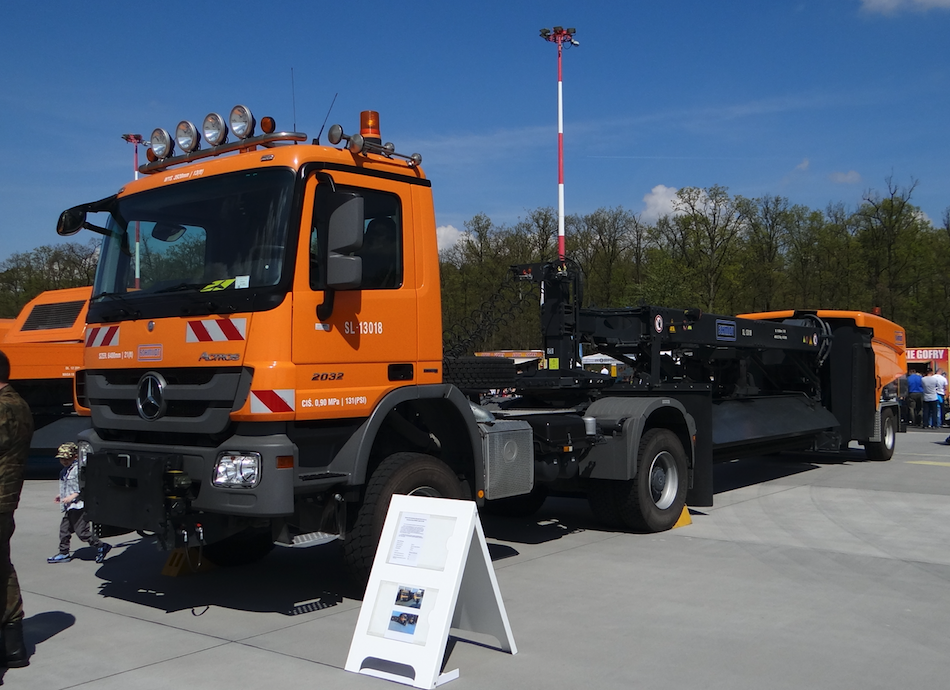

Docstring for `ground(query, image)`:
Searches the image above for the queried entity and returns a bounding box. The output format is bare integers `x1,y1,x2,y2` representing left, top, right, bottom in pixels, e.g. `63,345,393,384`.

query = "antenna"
291,67,297,132
314,92,338,145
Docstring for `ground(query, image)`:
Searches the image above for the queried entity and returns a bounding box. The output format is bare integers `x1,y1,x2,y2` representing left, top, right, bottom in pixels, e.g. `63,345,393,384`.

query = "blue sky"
1,0,949,259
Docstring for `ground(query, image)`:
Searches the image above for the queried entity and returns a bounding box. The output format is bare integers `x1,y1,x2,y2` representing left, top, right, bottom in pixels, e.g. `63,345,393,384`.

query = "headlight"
212,451,261,489
229,104,255,139
77,440,93,468
150,128,174,159
175,120,200,152
203,112,227,146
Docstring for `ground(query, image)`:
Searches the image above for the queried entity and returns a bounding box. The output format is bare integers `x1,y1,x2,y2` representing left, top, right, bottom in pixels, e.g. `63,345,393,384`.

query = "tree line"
0,240,99,319
3,178,948,354
441,178,950,353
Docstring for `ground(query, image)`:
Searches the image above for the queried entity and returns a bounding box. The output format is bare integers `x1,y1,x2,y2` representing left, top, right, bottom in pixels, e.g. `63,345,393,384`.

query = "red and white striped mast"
540,26,578,262
121,133,145,289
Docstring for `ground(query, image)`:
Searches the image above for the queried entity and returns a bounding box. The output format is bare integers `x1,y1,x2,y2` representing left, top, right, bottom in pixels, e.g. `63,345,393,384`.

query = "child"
47,443,111,564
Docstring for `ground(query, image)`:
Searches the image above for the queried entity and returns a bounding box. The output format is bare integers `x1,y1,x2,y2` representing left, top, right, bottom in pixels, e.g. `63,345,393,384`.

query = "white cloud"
641,185,680,223
437,224,464,251
795,158,810,171
830,170,862,184
860,0,950,13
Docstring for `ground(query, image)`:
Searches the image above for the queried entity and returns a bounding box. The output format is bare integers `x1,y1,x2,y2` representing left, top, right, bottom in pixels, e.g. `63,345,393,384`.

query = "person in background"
936,370,948,428
48,442,111,564
0,349,32,668
922,368,939,429
906,369,924,427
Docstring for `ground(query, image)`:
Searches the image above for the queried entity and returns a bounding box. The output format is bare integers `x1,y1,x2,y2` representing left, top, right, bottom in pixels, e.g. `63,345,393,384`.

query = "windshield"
92,168,295,307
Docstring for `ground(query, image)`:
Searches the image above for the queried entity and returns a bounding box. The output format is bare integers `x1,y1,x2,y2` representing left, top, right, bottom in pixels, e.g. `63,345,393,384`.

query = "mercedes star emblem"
136,372,168,421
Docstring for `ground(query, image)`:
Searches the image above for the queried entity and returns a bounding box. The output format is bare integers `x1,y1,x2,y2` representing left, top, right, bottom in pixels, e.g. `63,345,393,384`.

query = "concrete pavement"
5,428,950,689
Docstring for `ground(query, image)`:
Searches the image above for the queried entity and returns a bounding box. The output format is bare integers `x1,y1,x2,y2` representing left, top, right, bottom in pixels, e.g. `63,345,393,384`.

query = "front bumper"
80,428,297,543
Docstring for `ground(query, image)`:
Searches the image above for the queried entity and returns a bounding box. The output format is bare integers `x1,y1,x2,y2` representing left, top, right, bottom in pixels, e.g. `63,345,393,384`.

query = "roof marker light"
203,112,228,147
261,116,276,134
326,113,422,166
150,128,174,159
175,120,200,153
229,105,255,140
360,110,381,143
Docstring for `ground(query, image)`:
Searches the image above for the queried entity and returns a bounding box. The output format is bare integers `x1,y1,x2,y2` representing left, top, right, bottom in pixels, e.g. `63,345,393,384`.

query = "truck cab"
57,107,505,572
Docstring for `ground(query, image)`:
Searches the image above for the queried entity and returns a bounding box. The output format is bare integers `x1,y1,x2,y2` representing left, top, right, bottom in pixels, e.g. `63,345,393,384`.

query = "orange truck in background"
55,105,907,577
0,287,91,459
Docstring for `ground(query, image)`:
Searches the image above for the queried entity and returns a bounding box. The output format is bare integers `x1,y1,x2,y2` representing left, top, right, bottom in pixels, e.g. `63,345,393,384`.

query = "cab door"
291,171,419,421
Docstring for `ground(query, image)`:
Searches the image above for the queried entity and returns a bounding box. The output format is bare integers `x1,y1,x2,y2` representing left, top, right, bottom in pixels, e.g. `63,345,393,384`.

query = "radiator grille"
22,300,85,331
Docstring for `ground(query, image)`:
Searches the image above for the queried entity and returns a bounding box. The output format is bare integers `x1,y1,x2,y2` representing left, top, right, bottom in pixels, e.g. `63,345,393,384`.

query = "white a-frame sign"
345,494,517,688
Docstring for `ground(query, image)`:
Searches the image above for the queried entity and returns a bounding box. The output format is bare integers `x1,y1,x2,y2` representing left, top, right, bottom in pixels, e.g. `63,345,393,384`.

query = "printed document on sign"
389,512,430,567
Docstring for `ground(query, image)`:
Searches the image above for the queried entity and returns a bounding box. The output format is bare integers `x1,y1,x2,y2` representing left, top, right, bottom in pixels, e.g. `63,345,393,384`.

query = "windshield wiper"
153,282,207,294
92,291,141,320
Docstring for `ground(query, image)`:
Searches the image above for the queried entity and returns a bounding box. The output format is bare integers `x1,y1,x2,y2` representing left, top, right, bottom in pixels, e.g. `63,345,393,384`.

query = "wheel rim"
884,417,895,449
649,451,679,509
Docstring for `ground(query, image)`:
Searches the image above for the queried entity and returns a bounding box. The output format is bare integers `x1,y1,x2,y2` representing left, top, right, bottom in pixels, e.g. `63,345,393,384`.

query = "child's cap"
55,442,78,460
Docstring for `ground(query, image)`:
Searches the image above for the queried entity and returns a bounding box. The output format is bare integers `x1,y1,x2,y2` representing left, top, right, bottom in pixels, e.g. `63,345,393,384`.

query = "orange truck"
55,105,906,573
0,287,91,459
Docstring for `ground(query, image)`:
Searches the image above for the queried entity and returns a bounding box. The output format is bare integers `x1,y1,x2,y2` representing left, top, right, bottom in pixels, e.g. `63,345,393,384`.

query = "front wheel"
864,409,896,461
344,453,464,580
614,429,688,532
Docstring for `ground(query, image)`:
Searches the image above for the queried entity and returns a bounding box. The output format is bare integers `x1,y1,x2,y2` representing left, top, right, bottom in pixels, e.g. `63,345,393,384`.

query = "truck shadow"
95,536,366,615
712,454,823,493
482,449,864,546
91,449,857,615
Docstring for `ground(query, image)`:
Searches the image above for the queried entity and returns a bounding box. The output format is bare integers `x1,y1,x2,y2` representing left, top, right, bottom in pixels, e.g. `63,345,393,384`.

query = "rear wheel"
614,429,688,532
344,453,464,580
865,409,896,461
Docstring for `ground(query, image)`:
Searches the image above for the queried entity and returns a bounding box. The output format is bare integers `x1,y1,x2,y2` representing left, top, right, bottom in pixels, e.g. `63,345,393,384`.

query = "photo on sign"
388,611,419,635
394,586,425,610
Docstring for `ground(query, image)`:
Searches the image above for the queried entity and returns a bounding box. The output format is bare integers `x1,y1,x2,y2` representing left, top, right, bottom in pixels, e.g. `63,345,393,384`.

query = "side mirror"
326,254,362,290
57,208,86,236
327,195,364,255
316,190,364,320
325,194,364,290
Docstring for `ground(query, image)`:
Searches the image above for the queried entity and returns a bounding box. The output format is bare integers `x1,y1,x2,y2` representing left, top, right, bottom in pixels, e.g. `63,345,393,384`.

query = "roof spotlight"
150,128,174,159
203,112,228,146
175,120,200,153
229,105,255,140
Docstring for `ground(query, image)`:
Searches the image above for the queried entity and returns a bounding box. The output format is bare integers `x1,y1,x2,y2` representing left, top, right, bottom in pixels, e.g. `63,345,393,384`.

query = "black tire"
614,429,688,532
482,485,548,518
202,527,275,567
586,479,625,528
344,453,464,580
865,409,896,461
443,356,515,391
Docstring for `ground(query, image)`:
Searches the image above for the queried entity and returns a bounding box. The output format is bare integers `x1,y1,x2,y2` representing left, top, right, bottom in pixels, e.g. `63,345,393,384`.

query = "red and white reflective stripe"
186,317,246,343
250,389,294,413
85,326,119,347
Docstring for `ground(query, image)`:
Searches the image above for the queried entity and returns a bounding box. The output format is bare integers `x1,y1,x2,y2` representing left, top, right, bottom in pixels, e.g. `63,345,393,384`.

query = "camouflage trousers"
0,512,23,625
